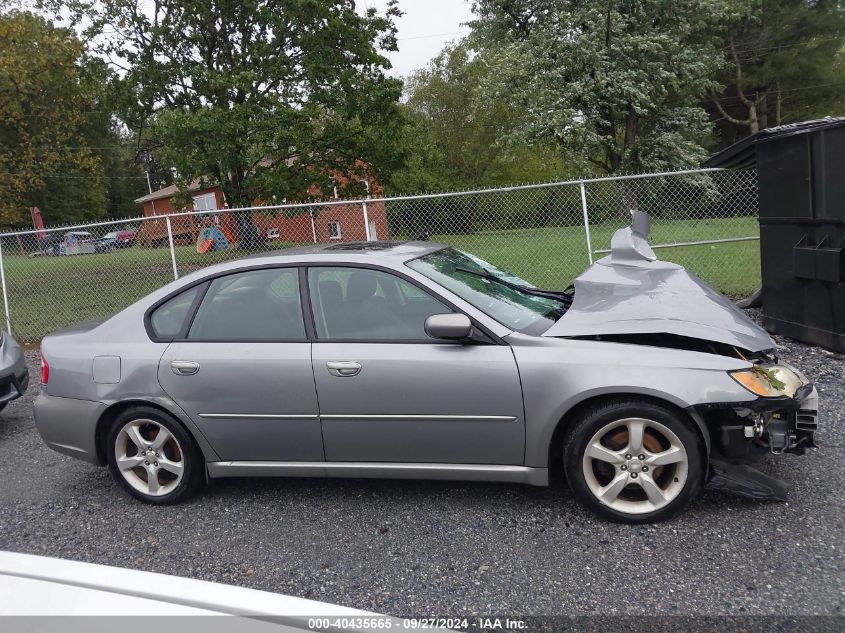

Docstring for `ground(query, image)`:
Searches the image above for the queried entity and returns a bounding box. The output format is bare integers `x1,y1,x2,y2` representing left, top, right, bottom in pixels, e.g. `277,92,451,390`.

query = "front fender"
509,337,756,467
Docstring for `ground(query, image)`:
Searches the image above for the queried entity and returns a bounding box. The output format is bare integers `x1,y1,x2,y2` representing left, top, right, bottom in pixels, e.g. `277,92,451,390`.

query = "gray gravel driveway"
1,331,843,618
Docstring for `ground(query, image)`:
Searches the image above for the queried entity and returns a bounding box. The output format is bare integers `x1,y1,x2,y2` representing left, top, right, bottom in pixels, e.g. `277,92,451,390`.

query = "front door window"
307,267,451,340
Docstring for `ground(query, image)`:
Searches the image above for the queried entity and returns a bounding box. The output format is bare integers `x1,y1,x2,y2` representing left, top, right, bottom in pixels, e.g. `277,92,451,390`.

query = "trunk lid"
43,317,109,340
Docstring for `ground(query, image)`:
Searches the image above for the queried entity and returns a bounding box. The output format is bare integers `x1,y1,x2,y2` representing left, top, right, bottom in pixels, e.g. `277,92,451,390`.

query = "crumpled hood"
543,215,774,352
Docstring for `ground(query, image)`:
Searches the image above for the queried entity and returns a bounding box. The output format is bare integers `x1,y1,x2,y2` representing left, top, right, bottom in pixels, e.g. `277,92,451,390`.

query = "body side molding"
207,461,548,486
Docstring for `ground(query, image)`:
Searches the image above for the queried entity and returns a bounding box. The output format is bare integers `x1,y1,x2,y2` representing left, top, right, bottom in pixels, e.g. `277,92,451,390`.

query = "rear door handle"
326,361,361,377
170,360,200,376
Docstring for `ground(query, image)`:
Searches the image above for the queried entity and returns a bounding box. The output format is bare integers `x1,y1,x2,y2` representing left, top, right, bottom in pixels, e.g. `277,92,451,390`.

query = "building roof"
703,116,845,169
134,178,213,204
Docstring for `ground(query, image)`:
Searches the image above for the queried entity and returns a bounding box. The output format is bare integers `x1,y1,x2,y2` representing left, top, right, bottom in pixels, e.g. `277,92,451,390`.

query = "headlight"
729,364,804,398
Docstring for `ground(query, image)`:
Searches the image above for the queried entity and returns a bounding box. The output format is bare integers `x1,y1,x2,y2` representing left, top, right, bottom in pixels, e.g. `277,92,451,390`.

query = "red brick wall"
139,186,224,247
234,200,389,245
252,211,314,243
139,183,391,248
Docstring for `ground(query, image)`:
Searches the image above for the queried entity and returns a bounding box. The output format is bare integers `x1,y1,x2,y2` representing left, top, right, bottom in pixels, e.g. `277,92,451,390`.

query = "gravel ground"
1,325,843,618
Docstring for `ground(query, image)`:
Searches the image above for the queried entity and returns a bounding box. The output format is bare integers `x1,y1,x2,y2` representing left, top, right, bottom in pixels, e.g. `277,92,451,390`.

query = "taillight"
41,354,49,384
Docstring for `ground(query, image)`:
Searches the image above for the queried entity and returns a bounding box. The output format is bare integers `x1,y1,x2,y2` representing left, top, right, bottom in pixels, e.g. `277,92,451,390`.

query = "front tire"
563,399,704,523
106,406,204,504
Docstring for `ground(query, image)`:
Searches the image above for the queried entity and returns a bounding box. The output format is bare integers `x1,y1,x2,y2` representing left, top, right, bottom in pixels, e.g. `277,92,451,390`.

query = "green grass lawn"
434,216,760,296
1,216,759,341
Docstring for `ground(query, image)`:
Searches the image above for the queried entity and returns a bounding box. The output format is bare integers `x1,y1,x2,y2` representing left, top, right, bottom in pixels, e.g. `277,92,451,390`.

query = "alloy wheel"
114,419,185,497
581,417,688,515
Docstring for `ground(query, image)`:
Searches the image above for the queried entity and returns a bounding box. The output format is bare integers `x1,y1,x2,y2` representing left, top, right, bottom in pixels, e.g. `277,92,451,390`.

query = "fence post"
0,236,11,335
579,181,594,265
362,200,371,241
165,216,179,280
310,210,317,243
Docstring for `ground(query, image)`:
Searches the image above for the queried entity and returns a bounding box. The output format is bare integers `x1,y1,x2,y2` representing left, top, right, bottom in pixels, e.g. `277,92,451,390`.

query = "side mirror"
425,313,472,340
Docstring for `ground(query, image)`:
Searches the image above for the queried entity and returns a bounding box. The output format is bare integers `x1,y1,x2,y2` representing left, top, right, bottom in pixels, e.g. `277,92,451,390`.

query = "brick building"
134,178,389,248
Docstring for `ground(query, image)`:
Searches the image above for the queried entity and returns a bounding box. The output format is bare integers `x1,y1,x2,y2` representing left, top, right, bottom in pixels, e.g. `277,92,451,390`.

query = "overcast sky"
22,0,474,80
359,0,474,78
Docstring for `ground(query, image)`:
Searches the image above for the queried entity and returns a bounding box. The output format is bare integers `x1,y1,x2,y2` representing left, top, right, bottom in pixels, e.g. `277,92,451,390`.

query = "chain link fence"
0,167,759,342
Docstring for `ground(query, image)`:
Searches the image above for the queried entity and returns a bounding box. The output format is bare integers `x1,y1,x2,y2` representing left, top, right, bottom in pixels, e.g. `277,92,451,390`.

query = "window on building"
192,192,218,213
267,227,280,240
328,222,342,240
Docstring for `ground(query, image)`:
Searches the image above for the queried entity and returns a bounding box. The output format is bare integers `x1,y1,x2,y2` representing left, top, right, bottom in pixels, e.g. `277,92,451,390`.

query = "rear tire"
106,406,204,505
563,398,704,523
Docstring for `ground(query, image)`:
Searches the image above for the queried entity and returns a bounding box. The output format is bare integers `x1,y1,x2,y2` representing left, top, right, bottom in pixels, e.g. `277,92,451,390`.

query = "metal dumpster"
704,117,845,353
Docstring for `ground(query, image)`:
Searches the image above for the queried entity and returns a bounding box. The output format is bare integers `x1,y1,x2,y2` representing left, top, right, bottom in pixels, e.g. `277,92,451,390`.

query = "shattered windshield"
407,248,566,332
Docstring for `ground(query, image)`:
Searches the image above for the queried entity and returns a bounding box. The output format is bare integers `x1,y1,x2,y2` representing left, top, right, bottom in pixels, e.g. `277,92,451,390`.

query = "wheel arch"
545,392,710,480
94,399,218,466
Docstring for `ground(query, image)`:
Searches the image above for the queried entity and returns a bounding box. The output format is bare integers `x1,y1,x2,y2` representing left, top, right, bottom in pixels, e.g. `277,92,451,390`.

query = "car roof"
173,241,447,284
242,240,446,262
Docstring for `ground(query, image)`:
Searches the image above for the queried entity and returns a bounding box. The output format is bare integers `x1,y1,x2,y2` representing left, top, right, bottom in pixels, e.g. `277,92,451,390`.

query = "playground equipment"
196,226,231,254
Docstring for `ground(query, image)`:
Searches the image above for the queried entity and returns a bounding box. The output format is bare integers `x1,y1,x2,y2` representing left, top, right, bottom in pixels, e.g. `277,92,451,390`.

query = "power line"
398,30,471,42
1,110,116,118
711,80,845,104
3,146,145,150
726,35,845,57
0,173,148,179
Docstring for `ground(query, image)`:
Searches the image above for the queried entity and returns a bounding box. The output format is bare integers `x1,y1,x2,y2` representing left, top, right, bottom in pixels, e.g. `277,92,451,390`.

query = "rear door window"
188,268,306,340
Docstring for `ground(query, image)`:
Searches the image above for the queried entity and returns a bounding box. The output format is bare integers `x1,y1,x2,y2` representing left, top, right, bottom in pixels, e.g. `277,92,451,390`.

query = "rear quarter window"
149,286,201,339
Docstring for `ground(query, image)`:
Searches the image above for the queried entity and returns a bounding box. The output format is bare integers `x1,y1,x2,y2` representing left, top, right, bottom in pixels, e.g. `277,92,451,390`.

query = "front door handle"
170,360,200,376
326,361,361,377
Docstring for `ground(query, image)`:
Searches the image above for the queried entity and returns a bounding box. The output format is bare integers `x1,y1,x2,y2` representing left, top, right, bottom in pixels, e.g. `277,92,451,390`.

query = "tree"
389,41,574,195
709,0,845,143
469,1,730,174
0,10,109,226
63,0,405,247
99,128,154,220
67,58,151,220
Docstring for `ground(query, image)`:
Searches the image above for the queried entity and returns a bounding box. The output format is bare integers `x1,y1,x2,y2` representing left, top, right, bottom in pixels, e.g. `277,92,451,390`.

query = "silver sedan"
33,217,818,522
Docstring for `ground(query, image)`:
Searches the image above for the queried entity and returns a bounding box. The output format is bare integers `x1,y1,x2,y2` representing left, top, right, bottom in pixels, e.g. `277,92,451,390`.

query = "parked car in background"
43,231,97,256
105,229,138,248
0,330,28,412
96,229,137,253
33,213,818,523
63,231,96,255
95,235,117,253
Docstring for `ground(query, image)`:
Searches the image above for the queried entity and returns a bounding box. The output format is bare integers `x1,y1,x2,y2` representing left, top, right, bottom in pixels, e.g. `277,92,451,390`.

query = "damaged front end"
721,362,819,457
546,210,820,502
692,360,819,501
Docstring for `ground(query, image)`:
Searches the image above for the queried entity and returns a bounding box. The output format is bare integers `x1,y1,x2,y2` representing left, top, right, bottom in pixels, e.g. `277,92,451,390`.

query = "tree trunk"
748,101,759,135
222,169,261,250
758,93,768,130
234,209,260,249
